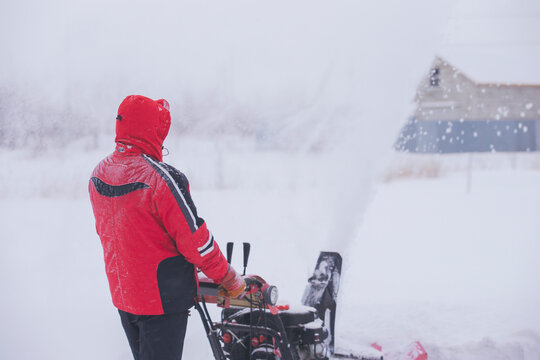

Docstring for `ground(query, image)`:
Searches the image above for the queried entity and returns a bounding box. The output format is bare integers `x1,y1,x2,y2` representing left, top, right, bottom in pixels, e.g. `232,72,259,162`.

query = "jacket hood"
115,95,171,162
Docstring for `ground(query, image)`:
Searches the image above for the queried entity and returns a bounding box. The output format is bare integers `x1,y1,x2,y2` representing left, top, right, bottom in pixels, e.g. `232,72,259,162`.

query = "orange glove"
218,266,246,299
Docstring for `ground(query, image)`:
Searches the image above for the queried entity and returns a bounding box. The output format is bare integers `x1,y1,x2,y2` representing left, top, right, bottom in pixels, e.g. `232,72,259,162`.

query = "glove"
218,266,246,299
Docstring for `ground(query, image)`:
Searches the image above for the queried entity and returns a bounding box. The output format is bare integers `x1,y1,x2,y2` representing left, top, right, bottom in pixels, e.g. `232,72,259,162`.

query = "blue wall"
395,118,539,153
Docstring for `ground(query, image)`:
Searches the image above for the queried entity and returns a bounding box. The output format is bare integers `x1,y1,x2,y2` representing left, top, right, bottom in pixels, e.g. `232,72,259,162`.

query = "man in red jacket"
89,95,245,360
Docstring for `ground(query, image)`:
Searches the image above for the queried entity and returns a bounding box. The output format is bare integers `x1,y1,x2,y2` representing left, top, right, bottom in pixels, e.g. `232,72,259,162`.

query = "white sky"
0,1,450,128
1,0,538,139
439,0,540,84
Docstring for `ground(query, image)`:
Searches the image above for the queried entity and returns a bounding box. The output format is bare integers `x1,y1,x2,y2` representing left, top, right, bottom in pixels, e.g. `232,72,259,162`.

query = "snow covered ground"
1,142,539,360
342,170,540,359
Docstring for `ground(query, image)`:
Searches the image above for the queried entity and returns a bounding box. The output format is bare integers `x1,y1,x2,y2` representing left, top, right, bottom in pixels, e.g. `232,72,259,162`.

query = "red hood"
115,95,171,162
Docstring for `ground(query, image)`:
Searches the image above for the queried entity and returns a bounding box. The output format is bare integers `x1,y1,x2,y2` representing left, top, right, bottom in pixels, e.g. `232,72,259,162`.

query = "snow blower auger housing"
196,242,342,360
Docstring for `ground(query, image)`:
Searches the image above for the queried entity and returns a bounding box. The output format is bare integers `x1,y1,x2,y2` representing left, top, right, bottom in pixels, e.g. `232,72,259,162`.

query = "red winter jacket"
89,95,229,315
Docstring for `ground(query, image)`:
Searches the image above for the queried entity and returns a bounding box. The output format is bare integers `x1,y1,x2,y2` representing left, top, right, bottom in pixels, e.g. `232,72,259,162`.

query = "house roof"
437,0,540,85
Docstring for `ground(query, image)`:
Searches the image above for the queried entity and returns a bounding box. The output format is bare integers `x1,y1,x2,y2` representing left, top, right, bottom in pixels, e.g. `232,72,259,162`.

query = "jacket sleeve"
154,163,229,282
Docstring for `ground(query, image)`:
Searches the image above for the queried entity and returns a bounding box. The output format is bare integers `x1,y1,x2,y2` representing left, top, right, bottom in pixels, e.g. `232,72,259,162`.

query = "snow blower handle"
242,242,250,276
198,274,278,307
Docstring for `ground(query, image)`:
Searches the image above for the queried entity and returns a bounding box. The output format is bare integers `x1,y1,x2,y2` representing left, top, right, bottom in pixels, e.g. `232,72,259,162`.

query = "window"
429,67,440,87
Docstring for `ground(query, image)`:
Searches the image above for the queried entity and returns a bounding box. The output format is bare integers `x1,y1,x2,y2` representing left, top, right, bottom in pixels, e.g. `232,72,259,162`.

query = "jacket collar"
115,142,162,162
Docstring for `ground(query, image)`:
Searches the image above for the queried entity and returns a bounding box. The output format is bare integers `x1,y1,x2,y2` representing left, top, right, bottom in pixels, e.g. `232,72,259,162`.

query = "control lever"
242,242,251,276
226,242,234,264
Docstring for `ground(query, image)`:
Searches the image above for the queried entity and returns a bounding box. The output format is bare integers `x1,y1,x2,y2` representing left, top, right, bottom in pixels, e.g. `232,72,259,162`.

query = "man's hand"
218,266,246,299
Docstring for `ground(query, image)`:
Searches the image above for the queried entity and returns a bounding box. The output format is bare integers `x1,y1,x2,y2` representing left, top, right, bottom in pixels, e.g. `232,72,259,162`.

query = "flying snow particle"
525,103,533,110
523,126,528,133
497,106,509,117
473,132,478,138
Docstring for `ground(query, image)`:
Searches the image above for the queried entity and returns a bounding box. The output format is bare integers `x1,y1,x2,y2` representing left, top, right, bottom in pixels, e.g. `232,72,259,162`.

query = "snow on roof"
436,0,540,85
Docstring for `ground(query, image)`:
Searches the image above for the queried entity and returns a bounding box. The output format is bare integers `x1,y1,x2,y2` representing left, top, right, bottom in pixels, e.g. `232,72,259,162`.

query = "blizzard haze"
0,0,449,143
2,1,540,360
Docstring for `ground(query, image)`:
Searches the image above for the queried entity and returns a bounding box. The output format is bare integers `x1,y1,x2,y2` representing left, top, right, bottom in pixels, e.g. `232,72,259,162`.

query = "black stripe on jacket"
91,177,150,197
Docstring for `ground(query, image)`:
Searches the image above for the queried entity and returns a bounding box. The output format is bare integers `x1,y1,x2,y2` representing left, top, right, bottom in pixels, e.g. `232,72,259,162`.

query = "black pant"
118,309,189,360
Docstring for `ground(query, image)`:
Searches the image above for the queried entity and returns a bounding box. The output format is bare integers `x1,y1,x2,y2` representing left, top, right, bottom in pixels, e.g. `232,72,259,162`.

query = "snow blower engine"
196,242,342,360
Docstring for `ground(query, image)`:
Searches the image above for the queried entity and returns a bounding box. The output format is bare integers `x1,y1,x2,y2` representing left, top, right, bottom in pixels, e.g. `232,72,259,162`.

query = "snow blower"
197,243,426,360
196,242,348,360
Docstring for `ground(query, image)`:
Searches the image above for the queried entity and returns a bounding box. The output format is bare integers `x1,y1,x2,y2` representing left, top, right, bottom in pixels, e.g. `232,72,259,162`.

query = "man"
89,95,245,360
